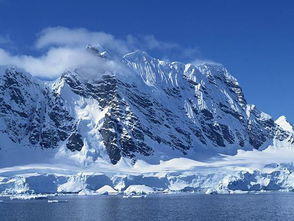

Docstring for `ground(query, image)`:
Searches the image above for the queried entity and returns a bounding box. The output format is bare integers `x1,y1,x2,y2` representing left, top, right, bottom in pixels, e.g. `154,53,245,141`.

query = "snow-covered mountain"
0,48,293,168
1,47,294,196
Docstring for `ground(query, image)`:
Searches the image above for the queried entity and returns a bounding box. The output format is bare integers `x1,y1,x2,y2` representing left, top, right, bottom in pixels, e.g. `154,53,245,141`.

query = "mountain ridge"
0,49,293,166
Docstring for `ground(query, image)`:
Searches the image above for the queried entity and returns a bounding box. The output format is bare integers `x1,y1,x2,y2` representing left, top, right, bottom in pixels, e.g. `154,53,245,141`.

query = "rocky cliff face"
0,66,74,149
0,49,293,165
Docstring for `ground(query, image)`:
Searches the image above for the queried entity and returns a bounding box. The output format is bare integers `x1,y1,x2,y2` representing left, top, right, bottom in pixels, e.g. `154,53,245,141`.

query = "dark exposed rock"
219,102,244,122
203,124,225,147
0,68,74,149
200,109,214,121
220,124,235,144
66,133,84,152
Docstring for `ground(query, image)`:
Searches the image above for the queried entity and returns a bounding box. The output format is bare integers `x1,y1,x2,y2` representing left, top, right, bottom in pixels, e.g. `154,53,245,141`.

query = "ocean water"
1,193,294,221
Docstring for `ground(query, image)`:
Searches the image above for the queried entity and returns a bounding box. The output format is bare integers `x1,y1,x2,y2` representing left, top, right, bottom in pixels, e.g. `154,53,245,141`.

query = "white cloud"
0,27,136,78
36,27,183,54
0,47,128,79
0,26,205,78
36,27,130,54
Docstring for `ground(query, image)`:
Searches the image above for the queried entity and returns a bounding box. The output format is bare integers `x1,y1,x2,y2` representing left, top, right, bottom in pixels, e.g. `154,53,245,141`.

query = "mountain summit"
275,116,294,133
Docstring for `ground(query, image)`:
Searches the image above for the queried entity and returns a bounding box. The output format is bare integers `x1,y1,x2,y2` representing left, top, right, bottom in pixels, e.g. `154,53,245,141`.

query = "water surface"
1,193,294,221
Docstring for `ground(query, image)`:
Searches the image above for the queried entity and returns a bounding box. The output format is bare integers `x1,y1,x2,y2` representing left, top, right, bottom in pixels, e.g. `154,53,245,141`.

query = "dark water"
1,193,294,221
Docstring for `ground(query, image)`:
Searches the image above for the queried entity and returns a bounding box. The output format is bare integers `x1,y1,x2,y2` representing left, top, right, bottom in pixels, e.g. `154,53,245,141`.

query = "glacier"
2,148,294,196
0,47,294,196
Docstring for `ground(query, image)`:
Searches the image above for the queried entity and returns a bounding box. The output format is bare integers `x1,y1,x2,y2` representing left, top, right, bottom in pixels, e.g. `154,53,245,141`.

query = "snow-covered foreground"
1,146,294,196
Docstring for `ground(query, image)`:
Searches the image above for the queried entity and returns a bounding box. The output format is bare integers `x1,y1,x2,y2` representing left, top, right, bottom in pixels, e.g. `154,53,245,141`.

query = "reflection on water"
1,193,294,221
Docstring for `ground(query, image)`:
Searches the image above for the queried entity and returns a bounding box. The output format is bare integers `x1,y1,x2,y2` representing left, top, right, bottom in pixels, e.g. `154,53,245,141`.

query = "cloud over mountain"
0,27,201,78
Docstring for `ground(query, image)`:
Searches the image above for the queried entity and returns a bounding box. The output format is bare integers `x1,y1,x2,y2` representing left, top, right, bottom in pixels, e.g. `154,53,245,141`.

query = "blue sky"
0,0,293,122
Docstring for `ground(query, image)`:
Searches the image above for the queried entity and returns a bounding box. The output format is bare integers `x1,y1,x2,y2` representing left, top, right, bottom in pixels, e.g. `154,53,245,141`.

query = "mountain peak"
0,65,23,76
275,116,294,132
86,44,112,59
123,50,153,61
